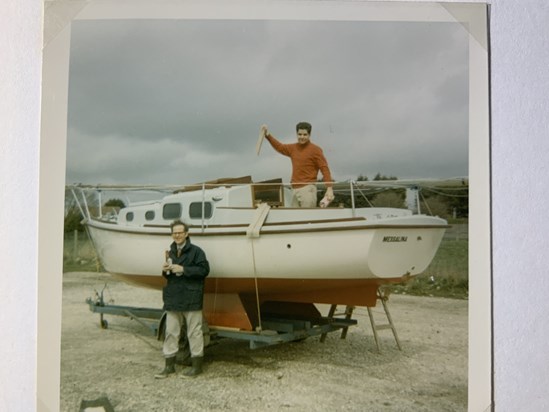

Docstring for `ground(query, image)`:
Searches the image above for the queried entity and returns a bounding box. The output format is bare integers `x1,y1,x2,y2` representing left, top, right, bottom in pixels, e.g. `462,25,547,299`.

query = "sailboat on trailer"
70,176,455,330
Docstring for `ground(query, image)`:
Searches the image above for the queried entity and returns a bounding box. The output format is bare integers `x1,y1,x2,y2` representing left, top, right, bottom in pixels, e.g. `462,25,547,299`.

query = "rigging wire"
351,182,375,207
421,187,469,197
419,190,434,216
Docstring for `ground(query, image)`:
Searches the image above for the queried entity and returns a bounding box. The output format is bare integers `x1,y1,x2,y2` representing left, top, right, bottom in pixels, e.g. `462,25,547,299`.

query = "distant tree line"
319,173,468,219
419,186,468,219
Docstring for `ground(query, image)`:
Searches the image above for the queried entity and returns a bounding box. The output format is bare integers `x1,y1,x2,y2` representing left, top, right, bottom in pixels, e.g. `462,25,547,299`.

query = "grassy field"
63,234,103,273
387,239,468,299
63,234,468,299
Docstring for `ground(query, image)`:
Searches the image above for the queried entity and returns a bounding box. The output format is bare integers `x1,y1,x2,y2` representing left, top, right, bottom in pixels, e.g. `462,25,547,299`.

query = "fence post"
73,230,78,262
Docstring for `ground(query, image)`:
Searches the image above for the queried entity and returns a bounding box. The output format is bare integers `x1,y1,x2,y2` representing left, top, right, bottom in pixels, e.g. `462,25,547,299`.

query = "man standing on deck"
260,122,335,207
155,220,210,378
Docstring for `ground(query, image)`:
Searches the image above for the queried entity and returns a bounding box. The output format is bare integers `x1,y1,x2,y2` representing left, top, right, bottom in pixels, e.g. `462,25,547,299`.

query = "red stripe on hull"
112,274,410,330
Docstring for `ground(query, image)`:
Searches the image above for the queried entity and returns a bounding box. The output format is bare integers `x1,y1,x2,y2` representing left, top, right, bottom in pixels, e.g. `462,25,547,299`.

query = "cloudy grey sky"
65,18,469,186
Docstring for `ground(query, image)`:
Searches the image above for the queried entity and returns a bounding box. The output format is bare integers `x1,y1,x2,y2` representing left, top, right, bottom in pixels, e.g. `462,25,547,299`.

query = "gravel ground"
61,272,468,412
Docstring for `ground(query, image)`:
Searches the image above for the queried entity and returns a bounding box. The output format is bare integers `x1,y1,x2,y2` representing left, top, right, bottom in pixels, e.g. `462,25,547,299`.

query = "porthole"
189,202,213,219
163,203,182,219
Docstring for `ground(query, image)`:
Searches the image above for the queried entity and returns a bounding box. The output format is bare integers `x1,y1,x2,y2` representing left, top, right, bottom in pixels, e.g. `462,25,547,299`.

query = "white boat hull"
86,213,446,283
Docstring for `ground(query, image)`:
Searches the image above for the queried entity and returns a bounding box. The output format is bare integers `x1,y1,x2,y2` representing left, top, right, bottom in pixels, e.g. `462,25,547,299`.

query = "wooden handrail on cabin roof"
173,176,286,193
173,176,253,193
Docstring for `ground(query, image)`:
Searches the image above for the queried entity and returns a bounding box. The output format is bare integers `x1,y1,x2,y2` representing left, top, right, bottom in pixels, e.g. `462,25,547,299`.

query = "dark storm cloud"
66,18,469,184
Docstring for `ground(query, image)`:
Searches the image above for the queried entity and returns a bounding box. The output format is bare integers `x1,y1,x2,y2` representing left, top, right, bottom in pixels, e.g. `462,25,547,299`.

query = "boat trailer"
85,287,358,350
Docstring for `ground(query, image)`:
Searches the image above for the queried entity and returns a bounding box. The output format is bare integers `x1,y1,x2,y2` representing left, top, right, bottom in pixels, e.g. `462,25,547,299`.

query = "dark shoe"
182,356,203,377
154,356,176,379
176,355,192,367
176,333,191,366
175,348,192,366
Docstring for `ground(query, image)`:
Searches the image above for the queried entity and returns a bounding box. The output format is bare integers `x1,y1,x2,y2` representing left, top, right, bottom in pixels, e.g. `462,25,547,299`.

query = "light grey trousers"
163,310,204,358
291,184,318,208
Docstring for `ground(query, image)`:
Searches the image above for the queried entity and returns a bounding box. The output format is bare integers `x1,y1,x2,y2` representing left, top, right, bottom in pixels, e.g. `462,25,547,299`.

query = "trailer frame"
86,288,357,349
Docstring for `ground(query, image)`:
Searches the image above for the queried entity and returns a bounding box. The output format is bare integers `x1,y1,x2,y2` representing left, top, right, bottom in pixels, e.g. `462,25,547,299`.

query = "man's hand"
162,263,183,274
170,264,184,274
260,124,268,137
319,187,335,208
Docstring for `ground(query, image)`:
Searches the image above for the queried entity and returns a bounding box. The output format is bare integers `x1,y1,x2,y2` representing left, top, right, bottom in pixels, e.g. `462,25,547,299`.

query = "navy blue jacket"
162,238,209,312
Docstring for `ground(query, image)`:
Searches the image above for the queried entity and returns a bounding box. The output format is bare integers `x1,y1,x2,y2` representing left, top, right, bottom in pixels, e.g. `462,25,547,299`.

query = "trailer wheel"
101,319,109,329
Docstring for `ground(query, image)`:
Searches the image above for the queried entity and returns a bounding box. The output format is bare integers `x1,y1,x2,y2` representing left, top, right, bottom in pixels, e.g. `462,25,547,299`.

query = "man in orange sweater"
260,122,334,207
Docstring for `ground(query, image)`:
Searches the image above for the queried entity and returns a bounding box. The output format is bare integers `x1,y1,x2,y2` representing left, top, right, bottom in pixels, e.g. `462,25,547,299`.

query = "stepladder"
367,287,402,352
320,287,402,352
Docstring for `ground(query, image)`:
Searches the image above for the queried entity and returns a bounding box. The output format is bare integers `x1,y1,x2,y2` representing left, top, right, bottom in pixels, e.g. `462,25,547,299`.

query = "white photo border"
39,1,490,410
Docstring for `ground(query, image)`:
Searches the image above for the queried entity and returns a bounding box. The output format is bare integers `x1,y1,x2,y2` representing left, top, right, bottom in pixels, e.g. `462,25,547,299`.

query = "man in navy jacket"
155,220,210,378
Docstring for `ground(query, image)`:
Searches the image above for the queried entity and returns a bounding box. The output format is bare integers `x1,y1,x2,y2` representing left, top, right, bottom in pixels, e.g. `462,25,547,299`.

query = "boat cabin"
115,177,293,227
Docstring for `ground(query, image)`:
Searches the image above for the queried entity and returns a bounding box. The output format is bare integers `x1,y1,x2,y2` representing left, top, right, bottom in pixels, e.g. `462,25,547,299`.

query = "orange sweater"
265,134,333,188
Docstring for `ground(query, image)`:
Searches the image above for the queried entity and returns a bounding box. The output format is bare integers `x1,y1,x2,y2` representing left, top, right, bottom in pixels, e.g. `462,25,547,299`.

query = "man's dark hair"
296,122,312,134
170,220,189,233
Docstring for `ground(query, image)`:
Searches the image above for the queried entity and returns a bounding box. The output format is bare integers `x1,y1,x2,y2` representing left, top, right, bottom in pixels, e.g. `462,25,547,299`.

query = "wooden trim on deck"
88,219,449,237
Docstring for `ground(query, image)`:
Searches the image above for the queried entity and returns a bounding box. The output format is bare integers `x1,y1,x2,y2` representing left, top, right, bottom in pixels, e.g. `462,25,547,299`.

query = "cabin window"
163,203,182,220
189,202,213,219
145,211,155,221
126,212,134,222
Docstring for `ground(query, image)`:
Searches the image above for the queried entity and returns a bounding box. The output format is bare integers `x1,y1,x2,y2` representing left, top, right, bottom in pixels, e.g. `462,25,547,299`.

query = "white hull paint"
87,212,446,282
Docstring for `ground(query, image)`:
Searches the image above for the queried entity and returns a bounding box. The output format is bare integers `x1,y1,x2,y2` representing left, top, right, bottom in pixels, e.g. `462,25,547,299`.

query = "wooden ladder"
319,305,355,343
367,287,402,352
320,287,402,352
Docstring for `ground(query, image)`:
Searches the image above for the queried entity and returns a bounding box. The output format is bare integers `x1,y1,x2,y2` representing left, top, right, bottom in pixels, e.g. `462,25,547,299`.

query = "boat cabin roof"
114,178,292,226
